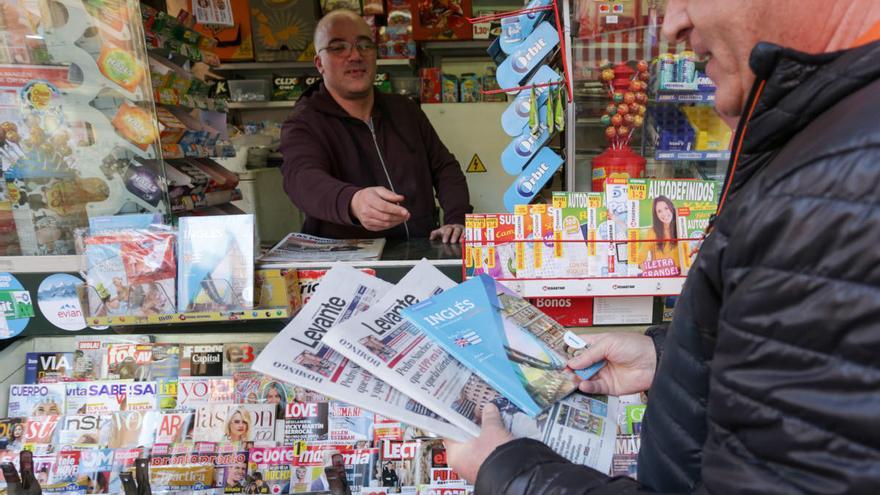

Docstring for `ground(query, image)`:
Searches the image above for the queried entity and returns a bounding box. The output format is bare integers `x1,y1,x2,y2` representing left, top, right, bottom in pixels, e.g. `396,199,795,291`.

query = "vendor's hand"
569,332,656,396
350,187,410,231
430,224,464,244
443,404,514,484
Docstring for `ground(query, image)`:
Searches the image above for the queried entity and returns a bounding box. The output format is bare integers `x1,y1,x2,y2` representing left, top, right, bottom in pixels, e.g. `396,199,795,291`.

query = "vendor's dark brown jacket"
280,82,472,239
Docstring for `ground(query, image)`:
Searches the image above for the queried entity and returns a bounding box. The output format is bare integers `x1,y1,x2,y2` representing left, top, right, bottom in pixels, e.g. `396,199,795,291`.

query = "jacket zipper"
367,117,410,239
706,79,767,234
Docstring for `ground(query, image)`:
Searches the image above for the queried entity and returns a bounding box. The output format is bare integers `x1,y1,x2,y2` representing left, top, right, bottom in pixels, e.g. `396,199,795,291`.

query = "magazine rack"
461,237,699,298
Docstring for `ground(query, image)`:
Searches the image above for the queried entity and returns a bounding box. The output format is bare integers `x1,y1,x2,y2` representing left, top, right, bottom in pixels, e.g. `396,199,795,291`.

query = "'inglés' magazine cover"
253,264,469,441
403,273,579,417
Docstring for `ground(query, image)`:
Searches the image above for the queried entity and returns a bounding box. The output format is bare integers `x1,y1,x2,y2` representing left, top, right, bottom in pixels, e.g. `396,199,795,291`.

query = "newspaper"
258,233,386,263
325,260,528,438
252,264,470,442
324,260,619,472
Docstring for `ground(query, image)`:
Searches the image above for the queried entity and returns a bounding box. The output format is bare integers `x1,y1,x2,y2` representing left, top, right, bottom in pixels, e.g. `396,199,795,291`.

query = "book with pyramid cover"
178,215,255,312
402,274,579,417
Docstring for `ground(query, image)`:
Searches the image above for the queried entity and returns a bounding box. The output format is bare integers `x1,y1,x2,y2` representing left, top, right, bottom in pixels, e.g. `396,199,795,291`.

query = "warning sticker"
466,154,487,173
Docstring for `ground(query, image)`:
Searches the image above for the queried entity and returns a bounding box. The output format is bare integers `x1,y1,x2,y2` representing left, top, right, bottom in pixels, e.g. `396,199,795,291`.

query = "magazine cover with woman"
630,179,720,277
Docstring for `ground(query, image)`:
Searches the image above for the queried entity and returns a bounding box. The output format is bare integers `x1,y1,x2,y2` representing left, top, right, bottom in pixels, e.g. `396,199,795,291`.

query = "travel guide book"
402,274,579,417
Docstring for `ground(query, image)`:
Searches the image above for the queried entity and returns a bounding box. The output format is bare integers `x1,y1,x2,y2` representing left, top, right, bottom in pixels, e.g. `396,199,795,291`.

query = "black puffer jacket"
476,40,880,494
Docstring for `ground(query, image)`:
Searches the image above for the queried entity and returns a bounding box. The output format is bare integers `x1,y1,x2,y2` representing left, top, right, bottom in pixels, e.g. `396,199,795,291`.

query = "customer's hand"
350,187,410,231
568,332,657,396
430,224,464,243
444,404,514,484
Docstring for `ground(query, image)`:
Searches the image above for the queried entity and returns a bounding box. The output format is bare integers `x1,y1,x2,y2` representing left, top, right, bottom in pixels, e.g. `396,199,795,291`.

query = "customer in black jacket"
445,0,880,493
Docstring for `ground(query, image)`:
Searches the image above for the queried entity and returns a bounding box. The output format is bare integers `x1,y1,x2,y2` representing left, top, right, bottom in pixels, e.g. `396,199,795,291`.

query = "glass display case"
0,0,168,257
564,0,730,191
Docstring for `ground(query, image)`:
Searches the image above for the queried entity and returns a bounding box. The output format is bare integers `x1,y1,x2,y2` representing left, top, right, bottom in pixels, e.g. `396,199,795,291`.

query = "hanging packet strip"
503,147,564,212
502,104,552,175
499,0,554,54
497,22,560,89
502,66,562,136
401,274,578,417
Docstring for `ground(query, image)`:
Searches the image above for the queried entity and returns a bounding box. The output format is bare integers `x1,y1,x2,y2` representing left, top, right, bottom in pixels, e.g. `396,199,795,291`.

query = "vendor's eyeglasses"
319,39,377,57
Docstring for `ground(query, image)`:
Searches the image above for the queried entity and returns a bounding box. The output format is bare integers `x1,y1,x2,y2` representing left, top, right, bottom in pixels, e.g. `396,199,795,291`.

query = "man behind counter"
280,10,472,243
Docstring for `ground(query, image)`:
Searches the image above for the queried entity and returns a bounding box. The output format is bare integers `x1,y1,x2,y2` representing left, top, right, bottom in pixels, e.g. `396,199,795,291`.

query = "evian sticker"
37,274,87,331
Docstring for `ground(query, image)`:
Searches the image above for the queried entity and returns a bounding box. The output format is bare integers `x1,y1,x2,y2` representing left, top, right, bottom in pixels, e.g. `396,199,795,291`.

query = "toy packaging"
420,68,442,103
442,74,459,102
459,73,481,103
412,0,473,40
379,2,417,59
177,214,255,313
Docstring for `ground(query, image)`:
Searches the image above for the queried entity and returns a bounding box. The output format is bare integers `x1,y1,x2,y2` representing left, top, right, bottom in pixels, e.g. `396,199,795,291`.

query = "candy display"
598,62,648,150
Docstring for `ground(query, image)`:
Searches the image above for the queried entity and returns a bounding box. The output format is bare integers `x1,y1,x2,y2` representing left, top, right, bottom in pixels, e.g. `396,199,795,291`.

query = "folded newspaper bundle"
255,260,619,472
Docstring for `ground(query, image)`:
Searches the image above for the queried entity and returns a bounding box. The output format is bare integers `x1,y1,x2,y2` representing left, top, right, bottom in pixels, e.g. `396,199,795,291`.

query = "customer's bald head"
314,9,371,50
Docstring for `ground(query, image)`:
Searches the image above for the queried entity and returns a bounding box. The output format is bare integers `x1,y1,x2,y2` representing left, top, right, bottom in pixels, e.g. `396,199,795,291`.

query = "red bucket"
591,146,646,192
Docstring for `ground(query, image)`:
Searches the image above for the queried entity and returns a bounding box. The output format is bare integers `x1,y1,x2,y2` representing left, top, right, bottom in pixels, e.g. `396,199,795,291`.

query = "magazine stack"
2,337,466,494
